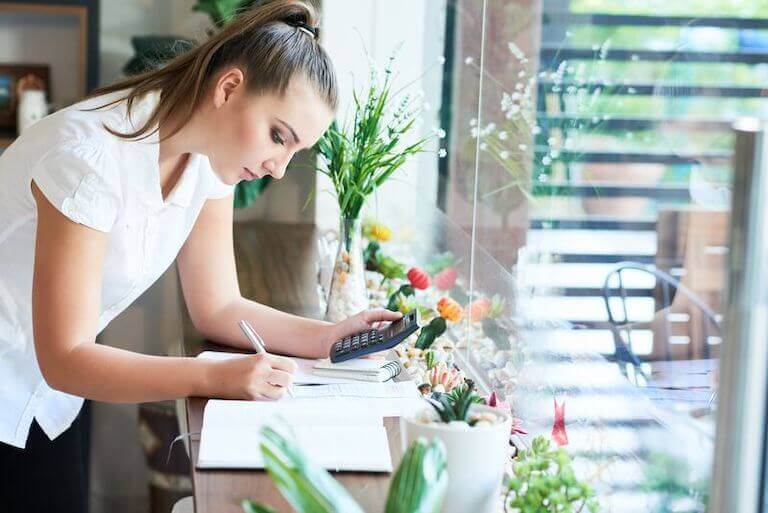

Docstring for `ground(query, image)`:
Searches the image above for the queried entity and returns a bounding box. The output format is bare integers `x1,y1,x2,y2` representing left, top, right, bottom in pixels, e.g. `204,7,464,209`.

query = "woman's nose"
262,158,287,180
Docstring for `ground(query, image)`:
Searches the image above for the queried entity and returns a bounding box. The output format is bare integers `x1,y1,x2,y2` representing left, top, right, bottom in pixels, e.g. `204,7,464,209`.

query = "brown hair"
84,0,337,142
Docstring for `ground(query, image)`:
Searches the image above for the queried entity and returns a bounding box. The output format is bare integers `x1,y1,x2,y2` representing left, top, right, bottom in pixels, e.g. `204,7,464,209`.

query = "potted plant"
504,436,599,513
315,55,432,322
241,425,448,513
401,384,513,513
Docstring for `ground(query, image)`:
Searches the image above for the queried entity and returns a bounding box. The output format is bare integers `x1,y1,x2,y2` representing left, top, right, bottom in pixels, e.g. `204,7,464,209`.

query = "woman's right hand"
207,353,298,400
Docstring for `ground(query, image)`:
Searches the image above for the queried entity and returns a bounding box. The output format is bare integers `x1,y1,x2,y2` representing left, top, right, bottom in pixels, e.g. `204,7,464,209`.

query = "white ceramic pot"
17,90,48,134
401,404,511,513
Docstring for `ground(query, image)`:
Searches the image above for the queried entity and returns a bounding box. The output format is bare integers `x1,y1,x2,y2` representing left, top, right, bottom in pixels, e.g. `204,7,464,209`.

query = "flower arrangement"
316,54,437,322
315,54,434,223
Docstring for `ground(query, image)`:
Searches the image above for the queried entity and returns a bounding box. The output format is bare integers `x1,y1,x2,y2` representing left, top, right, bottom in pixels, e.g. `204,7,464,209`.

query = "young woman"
0,1,401,511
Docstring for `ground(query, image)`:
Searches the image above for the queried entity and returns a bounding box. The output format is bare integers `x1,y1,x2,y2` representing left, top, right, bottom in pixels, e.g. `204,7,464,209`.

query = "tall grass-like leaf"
384,438,448,513
315,55,433,221
257,426,364,513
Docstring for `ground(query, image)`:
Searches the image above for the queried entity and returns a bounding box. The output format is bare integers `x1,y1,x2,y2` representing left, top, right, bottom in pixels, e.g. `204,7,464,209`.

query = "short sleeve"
30,140,122,233
200,156,235,200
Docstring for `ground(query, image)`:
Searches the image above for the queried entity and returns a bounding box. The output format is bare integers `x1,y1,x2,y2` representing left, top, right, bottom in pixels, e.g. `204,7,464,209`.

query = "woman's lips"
241,167,258,181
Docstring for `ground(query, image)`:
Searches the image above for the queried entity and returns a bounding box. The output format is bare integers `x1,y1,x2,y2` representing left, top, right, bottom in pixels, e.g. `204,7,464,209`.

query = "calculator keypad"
330,310,419,362
333,330,382,356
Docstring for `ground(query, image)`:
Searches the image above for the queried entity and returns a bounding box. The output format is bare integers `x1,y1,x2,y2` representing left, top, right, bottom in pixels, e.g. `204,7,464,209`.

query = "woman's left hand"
320,309,404,356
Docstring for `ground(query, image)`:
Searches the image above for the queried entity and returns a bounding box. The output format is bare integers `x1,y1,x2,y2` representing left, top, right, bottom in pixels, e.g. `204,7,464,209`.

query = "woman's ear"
213,67,246,108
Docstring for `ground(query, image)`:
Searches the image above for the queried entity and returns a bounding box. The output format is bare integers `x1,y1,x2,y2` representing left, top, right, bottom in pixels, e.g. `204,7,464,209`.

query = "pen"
237,320,293,398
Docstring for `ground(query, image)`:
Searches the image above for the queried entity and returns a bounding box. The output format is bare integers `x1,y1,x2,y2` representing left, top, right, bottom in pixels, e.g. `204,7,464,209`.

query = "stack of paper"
197,399,393,472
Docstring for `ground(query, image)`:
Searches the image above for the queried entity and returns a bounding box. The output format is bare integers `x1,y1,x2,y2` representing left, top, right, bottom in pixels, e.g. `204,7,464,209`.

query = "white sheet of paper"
286,381,426,418
197,399,392,472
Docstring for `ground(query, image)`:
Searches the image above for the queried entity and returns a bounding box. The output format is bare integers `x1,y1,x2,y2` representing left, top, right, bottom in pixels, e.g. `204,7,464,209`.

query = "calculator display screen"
381,310,417,339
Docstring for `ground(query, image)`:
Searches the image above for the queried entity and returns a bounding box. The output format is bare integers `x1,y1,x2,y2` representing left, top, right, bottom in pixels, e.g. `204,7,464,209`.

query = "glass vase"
324,217,369,322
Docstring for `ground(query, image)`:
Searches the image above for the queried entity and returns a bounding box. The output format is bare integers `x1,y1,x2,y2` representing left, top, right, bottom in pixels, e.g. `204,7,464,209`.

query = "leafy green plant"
386,284,415,312
315,54,432,221
384,437,448,513
242,425,448,513
426,382,484,423
414,317,446,350
193,0,258,27
505,436,599,513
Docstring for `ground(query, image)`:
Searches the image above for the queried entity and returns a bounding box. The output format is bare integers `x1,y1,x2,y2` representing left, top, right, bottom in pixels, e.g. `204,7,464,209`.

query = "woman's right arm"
30,181,295,402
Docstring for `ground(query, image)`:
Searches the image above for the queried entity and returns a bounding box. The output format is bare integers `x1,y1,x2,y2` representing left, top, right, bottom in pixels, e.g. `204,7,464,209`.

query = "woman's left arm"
176,194,401,359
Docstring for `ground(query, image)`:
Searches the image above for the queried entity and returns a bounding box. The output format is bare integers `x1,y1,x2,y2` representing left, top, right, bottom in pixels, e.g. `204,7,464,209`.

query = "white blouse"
0,88,234,448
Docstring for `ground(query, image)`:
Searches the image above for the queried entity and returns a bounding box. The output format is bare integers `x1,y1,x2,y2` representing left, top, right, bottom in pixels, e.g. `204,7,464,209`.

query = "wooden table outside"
181,222,403,513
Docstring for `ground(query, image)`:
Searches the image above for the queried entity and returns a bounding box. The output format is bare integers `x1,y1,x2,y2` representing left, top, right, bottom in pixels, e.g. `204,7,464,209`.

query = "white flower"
438,148,447,158
469,118,477,127
515,83,523,91
631,53,639,61
501,92,514,112
437,56,446,64
565,30,573,37
436,128,447,139
464,56,474,65
537,173,549,183
498,131,508,140
499,150,509,159
470,126,479,138
628,87,637,94
479,142,488,151
518,143,528,151
518,70,526,78
532,126,542,135
484,122,496,133
547,136,556,146
542,155,552,165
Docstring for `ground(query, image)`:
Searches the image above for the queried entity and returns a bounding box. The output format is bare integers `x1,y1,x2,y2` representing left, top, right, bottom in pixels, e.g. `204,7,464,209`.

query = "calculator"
329,310,420,363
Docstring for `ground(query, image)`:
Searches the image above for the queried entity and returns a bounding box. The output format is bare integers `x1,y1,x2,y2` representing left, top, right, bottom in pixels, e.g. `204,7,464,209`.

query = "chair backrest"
602,262,721,363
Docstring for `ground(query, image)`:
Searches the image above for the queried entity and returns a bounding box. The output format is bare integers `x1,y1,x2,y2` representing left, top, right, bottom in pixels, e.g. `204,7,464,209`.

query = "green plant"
315,54,432,221
414,317,446,350
505,436,599,513
242,425,448,513
193,0,258,27
386,284,415,312
384,437,448,513
426,382,484,423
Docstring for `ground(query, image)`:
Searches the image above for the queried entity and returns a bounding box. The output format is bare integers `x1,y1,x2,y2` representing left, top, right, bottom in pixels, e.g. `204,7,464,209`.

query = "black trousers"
0,402,90,513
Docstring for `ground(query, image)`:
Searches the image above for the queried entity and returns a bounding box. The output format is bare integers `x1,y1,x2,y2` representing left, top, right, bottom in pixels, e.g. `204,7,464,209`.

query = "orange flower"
437,297,463,322
467,297,492,323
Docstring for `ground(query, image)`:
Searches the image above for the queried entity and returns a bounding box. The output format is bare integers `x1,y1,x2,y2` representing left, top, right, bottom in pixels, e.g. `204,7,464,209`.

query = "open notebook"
197,399,393,472
197,351,401,383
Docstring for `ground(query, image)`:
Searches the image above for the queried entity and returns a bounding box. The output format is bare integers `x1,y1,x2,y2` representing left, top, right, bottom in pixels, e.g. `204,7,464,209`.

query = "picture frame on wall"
0,64,51,133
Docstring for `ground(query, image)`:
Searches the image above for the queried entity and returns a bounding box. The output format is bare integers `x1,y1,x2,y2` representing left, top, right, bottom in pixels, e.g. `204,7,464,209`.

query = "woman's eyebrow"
276,118,300,145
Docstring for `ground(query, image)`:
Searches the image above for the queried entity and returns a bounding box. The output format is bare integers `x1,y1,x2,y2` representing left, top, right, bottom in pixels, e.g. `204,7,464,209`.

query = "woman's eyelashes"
271,128,286,146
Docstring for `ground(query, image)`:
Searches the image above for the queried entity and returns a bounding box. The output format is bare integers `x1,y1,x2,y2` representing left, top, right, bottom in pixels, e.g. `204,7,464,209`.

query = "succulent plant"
426,382,485,424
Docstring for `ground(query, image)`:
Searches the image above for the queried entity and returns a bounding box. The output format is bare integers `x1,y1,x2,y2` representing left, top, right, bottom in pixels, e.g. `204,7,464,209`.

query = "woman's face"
202,69,334,185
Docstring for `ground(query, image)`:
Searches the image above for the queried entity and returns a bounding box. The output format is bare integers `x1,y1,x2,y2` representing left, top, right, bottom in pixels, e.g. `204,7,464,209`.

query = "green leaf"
386,284,414,311
414,317,446,350
241,500,277,513
385,438,448,513
363,241,382,270
234,177,271,209
257,425,364,513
